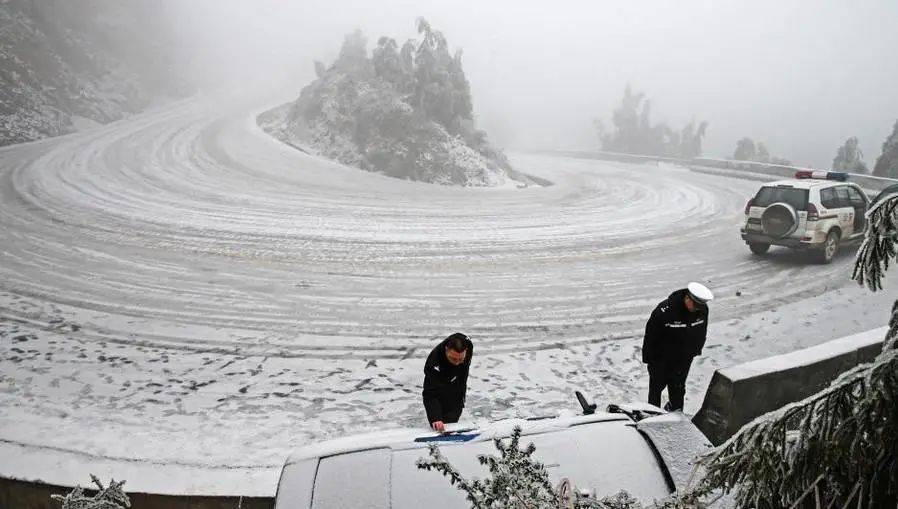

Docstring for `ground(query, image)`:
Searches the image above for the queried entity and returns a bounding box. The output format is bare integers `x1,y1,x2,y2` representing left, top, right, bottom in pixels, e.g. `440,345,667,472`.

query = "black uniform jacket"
642,288,708,365
422,335,474,424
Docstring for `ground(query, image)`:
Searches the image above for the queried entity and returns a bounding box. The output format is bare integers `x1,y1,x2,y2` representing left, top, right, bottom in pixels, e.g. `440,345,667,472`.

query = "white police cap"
687,282,714,305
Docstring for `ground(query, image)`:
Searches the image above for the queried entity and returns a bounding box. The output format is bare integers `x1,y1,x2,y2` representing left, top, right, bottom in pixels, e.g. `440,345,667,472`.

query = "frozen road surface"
1,94,896,488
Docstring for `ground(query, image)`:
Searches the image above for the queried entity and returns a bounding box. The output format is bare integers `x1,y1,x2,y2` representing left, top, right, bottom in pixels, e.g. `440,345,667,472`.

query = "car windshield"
754,186,809,210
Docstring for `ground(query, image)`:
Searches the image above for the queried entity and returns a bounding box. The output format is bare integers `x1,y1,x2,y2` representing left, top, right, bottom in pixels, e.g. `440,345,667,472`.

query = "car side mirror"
575,391,597,415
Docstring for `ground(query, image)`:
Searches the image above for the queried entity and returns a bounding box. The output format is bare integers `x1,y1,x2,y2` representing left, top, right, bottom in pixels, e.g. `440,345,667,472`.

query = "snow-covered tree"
677,121,707,159
417,426,561,508
417,426,713,508
873,120,898,178
832,136,868,173
597,86,707,159
733,138,756,161
755,142,770,163
265,18,514,187
733,138,791,166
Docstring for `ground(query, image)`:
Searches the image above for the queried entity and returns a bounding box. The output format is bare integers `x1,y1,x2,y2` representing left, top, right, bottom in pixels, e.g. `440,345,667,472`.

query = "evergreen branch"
691,345,898,507
853,193,898,291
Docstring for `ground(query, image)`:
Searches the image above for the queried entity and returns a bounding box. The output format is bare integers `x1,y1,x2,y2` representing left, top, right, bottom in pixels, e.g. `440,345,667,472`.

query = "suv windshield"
754,186,809,210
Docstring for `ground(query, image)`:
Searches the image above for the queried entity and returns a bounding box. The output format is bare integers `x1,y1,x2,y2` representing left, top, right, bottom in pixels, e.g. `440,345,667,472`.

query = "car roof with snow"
760,170,861,191
761,178,849,190
274,405,712,509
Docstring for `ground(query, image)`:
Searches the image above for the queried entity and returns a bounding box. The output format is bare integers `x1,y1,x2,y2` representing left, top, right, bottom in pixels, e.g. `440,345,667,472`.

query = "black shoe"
663,401,671,412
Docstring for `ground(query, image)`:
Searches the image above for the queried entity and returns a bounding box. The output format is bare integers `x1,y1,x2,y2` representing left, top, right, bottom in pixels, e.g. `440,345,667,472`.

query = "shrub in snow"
51,474,130,509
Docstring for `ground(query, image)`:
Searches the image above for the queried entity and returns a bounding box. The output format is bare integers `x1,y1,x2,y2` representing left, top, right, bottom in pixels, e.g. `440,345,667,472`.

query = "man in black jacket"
422,332,473,432
642,282,713,411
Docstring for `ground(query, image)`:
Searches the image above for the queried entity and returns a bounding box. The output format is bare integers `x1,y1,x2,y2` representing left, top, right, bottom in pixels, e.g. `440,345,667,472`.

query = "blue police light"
827,171,849,181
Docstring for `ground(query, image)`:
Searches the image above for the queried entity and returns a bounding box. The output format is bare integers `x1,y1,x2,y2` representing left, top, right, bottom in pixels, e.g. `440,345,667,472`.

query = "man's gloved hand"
431,420,445,432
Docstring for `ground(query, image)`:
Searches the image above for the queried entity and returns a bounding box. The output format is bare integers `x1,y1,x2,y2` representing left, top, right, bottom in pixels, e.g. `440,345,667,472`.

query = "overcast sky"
168,0,898,169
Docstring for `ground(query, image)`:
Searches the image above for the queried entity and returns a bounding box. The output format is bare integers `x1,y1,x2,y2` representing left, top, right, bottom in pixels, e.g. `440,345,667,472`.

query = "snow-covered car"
740,171,869,263
274,403,712,509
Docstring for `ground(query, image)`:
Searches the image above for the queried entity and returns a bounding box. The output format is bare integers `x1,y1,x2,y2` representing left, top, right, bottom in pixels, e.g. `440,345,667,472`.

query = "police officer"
642,282,713,411
422,332,473,432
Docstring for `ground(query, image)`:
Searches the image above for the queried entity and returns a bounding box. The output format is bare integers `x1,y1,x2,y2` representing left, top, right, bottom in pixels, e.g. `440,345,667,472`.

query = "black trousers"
647,359,693,411
442,406,463,424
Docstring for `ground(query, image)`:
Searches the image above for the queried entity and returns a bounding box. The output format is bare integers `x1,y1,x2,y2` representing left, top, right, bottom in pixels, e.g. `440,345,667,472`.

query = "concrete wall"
0,477,273,509
692,327,887,445
0,439,278,509
554,150,898,193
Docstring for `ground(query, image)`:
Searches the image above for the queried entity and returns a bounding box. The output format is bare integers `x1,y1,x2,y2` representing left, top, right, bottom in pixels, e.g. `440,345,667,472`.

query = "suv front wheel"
748,242,770,255
815,230,840,264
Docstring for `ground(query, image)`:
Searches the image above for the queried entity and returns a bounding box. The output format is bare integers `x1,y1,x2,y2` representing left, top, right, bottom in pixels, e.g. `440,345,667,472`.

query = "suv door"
846,186,868,234
833,186,855,236
818,187,840,236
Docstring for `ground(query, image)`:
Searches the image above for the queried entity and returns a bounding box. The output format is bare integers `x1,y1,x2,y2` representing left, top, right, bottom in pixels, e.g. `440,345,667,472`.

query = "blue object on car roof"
414,432,480,443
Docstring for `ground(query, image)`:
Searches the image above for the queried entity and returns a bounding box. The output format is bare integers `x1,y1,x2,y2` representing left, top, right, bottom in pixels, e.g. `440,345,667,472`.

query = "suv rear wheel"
815,230,840,264
748,242,770,255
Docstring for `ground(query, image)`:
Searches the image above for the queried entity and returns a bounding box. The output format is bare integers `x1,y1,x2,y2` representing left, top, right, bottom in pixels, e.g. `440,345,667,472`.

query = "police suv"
740,171,869,263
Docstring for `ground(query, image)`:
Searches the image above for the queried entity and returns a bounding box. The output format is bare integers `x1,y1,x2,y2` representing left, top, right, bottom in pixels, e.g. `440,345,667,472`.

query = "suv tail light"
806,203,819,221
744,199,754,215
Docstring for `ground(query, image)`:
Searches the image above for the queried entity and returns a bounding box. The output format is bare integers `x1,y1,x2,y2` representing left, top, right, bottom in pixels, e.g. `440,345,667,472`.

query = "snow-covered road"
1,94,896,489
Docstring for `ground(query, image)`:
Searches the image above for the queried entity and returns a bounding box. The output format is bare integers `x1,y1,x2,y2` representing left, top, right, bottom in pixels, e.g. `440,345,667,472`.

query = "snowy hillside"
0,0,188,146
259,20,533,187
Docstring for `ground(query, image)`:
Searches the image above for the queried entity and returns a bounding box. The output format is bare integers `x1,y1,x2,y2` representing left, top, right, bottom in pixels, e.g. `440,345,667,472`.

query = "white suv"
274,404,711,508
740,171,869,263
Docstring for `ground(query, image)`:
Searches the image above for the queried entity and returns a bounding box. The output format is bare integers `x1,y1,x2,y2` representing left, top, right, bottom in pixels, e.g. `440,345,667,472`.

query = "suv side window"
820,188,839,209
847,186,866,207
834,186,851,208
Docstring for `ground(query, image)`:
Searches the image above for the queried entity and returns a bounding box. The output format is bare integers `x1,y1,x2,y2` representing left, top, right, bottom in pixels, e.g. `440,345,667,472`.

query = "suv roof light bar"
794,170,848,182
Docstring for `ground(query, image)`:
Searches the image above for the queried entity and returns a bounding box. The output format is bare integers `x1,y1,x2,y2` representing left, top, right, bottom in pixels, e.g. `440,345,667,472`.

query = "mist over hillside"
0,0,189,146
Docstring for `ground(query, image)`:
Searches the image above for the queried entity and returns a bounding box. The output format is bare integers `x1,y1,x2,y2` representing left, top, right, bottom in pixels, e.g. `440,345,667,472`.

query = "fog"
166,0,898,169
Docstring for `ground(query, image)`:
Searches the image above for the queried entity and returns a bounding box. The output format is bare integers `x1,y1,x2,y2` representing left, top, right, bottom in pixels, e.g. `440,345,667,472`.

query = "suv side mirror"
575,391,597,415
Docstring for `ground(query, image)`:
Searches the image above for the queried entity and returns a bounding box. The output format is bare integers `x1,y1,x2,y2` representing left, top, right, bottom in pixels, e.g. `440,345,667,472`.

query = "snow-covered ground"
1,93,897,494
